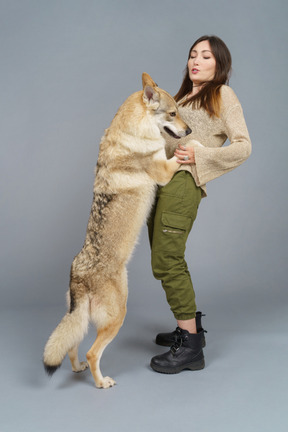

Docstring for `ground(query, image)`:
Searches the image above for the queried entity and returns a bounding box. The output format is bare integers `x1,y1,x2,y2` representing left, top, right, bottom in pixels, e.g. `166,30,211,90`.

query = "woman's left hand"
174,144,195,164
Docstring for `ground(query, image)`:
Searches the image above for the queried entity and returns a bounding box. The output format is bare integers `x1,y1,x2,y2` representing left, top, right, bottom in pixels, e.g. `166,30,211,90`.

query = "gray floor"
1,287,287,432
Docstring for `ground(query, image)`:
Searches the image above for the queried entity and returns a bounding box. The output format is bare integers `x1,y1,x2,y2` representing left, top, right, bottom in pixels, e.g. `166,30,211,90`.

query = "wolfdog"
43,73,192,388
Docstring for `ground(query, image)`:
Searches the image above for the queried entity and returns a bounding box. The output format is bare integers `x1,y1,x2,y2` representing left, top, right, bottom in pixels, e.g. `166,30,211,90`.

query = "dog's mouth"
164,127,181,139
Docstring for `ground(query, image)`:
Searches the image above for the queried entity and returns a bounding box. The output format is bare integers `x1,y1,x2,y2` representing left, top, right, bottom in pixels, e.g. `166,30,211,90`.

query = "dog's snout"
186,127,192,136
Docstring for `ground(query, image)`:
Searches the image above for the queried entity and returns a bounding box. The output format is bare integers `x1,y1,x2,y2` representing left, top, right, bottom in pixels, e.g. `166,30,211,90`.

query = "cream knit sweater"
164,85,252,197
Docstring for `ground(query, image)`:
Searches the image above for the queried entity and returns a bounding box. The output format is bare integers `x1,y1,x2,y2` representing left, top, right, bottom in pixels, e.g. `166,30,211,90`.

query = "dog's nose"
185,127,192,136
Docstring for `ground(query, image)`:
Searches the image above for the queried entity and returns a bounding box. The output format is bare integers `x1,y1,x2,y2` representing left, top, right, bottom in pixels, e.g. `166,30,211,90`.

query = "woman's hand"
174,144,195,164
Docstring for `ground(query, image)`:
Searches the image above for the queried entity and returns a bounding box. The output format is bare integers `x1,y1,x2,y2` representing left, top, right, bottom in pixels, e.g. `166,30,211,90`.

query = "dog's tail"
43,296,90,376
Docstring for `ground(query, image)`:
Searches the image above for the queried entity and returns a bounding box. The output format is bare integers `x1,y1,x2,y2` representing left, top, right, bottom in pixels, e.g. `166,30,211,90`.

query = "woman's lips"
191,68,199,74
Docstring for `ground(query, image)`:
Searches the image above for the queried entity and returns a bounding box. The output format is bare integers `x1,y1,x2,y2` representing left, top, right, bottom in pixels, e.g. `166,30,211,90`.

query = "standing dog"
43,73,192,388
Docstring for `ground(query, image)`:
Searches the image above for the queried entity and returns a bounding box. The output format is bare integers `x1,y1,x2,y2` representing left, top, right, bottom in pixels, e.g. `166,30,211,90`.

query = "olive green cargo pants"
148,171,202,320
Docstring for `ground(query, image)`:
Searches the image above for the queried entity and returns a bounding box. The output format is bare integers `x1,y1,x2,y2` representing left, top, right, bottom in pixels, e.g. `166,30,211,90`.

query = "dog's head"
142,73,191,139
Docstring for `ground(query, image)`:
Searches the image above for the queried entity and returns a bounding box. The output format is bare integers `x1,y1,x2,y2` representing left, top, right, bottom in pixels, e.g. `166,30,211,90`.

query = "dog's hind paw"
72,361,89,373
98,376,116,389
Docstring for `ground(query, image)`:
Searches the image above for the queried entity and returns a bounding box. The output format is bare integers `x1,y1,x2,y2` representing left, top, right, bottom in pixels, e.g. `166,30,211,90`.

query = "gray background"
1,0,287,431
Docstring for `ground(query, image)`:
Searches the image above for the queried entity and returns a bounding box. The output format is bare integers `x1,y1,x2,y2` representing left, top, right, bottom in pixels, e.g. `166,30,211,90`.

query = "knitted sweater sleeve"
193,91,252,186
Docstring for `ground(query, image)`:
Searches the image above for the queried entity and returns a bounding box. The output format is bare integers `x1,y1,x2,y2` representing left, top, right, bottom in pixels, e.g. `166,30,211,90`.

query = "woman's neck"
192,86,202,96
188,83,203,97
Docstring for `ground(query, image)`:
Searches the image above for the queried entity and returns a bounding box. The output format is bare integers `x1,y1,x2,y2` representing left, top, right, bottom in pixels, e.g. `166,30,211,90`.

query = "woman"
148,35,251,374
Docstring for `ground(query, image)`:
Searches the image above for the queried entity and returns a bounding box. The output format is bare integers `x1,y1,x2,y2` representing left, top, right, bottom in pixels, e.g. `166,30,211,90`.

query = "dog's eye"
170,112,176,117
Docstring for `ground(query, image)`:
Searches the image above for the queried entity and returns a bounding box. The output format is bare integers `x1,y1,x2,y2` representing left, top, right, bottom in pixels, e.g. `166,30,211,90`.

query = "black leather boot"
150,328,205,374
155,312,207,347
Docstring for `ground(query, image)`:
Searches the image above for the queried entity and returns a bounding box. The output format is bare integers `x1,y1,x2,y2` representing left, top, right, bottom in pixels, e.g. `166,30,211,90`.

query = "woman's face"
188,40,216,85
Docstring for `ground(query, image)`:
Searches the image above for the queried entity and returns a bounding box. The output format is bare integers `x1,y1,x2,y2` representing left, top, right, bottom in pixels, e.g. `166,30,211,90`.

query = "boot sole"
150,358,205,374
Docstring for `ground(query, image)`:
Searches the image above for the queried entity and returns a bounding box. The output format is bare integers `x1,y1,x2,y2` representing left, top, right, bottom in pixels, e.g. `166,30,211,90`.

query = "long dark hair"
175,35,232,117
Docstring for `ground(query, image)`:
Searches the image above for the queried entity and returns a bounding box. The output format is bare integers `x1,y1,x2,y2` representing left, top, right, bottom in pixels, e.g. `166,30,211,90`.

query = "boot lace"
170,328,188,354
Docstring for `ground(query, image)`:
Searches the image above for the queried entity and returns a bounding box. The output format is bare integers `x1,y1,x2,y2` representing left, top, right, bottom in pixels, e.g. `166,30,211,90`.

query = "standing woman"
148,35,251,374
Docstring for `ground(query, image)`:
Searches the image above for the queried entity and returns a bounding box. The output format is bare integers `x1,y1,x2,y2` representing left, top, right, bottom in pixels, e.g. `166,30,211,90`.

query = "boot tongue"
179,329,189,337
177,328,190,341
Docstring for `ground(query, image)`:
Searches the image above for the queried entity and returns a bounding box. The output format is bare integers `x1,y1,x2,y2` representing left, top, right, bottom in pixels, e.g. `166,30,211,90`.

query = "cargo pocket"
160,211,192,254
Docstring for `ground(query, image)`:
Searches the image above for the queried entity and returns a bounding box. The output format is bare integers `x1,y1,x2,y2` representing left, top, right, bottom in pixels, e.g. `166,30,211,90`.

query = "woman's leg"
150,171,202,324
149,173,205,373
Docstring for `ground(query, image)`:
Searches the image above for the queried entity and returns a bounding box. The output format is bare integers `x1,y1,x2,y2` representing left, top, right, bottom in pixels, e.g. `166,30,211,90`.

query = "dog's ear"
142,72,157,89
142,73,160,108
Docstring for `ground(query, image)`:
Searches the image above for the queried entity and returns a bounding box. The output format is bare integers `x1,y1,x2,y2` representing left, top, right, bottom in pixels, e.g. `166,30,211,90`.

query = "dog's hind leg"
68,345,89,373
87,273,128,389
86,321,124,388
64,288,89,373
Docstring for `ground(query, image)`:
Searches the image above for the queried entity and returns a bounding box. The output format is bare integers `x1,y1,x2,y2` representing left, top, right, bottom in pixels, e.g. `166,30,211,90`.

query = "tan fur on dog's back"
43,73,192,388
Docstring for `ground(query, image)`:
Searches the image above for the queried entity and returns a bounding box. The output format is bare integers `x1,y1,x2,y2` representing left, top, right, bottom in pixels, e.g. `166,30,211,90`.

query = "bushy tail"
43,297,89,375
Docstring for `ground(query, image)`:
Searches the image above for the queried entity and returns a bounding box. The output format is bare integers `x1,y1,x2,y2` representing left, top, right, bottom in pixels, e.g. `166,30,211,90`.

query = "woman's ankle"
177,318,197,334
